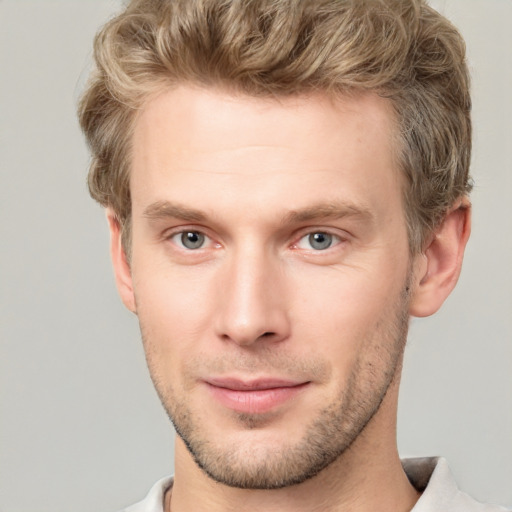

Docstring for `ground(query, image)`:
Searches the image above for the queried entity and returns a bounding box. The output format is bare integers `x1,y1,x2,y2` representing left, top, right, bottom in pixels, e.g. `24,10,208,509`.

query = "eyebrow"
282,201,374,224
143,201,207,222
142,200,374,225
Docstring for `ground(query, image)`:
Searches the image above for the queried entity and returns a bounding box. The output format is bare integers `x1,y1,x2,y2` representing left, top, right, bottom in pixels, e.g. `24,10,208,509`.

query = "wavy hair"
78,0,472,253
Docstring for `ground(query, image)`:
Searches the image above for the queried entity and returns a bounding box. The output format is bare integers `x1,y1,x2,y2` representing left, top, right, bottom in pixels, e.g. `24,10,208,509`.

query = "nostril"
260,332,275,338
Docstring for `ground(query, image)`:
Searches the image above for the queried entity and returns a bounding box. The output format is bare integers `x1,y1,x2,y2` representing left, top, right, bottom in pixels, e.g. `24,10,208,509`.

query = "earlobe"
409,199,471,318
106,208,137,314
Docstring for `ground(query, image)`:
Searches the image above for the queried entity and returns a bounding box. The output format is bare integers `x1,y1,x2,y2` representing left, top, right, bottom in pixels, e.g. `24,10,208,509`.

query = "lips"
204,377,309,414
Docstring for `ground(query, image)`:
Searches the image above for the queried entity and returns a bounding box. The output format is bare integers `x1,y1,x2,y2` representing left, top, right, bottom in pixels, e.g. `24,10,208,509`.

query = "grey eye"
308,232,333,250
180,231,205,249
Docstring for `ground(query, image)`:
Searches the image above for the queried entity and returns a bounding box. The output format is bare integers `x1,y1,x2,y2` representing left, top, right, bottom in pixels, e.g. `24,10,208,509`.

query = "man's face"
125,86,416,488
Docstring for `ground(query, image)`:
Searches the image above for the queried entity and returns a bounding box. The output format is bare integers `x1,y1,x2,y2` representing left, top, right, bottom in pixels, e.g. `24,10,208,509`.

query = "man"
78,1,507,511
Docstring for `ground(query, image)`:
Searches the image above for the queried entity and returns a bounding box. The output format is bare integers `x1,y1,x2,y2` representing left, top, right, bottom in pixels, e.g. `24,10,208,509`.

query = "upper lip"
205,377,308,391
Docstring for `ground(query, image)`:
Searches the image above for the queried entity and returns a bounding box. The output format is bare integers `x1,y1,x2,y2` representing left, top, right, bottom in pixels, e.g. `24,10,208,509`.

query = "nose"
214,245,291,347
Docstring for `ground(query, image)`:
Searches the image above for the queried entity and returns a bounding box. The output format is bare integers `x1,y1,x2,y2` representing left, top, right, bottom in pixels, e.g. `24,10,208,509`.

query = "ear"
106,208,136,313
409,199,471,318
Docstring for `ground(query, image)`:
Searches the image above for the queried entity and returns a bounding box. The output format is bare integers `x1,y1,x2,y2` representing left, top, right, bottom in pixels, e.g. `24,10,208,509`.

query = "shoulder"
120,476,173,512
403,457,509,512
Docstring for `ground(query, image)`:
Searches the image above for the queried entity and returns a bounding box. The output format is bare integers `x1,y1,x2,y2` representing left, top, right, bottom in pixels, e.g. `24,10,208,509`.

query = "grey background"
1,1,511,511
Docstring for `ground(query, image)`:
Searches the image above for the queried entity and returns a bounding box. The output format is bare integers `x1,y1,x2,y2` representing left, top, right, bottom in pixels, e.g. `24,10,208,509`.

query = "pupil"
182,231,204,249
309,232,332,250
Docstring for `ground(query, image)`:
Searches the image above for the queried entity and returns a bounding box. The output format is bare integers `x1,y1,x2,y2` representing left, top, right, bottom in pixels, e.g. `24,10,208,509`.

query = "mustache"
183,351,331,381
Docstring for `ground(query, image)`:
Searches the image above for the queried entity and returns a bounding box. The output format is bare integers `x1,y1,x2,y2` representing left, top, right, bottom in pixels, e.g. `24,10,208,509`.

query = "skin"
108,86,471,512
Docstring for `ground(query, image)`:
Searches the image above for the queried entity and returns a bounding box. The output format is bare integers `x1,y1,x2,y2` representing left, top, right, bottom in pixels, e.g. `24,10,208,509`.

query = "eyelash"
165,228,345,253
293,231,344,252
167,230,217,250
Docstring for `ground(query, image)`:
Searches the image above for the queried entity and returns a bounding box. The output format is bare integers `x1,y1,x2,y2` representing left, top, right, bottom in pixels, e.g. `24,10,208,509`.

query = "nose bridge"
215,239,289,346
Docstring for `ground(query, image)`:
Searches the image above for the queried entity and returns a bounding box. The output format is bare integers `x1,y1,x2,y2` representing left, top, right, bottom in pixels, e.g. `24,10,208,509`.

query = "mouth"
204,377,310,414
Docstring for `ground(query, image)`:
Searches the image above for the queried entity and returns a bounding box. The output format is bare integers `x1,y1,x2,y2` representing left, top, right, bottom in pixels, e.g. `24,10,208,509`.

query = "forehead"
130,86,402,225
133,86,397,161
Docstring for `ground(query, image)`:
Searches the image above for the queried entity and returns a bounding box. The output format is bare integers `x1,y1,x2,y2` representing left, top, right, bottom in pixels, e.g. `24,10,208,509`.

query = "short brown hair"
78,0,472,253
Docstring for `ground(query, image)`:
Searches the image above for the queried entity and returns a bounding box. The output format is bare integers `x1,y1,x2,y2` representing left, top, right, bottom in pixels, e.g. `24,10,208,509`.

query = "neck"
168,373,419,512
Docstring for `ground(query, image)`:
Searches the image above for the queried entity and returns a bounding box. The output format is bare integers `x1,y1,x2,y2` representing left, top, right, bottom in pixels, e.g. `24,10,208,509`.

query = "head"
78,0,472,491
79,0,472,256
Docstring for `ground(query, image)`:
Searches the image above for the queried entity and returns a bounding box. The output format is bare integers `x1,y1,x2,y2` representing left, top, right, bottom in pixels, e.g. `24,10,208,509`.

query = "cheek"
288,264,406,356
131,262,218,365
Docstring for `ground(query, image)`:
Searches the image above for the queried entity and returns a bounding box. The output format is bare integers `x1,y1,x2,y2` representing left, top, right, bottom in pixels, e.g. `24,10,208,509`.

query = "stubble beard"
141,281,411,490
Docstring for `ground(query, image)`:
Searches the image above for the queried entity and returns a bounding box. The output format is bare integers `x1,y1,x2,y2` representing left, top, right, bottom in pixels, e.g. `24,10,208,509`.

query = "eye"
172,230,207,250
296,232,340,251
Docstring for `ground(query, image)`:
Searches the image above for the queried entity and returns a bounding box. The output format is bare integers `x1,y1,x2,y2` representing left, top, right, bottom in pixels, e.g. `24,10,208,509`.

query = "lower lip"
206,383,309,414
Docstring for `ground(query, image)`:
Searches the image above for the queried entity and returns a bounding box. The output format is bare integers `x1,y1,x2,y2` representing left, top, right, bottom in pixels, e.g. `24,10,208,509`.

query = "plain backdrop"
1,1,511,511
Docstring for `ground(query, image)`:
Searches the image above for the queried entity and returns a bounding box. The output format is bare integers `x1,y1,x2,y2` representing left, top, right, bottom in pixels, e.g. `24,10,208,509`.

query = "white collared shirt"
122,457,509,512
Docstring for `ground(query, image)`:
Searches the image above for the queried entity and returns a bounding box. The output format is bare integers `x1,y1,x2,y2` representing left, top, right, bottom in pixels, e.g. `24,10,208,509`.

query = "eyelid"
291,228,348,251
164,226,218,250
161,225,349,251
